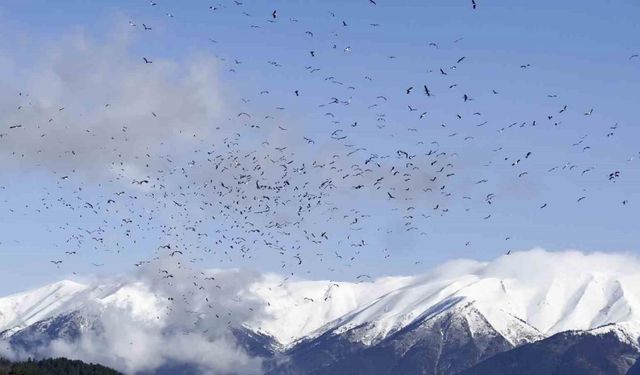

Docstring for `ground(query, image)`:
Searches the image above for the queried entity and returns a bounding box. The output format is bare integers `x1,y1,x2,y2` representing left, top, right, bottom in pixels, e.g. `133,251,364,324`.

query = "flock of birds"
2,0,639,324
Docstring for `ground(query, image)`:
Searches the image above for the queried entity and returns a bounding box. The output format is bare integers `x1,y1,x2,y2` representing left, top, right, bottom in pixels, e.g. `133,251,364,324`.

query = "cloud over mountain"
1,249,640,374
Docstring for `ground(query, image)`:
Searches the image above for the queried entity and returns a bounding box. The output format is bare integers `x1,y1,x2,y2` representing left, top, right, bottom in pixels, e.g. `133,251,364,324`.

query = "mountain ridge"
1,250,640,374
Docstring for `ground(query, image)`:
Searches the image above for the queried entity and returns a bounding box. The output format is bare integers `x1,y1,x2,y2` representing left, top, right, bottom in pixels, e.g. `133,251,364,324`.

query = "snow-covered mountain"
0,280,167,336
1,249,640,374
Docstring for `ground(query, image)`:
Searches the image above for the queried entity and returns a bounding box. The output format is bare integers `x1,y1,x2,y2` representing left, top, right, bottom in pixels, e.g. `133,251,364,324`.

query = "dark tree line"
0,357,121,375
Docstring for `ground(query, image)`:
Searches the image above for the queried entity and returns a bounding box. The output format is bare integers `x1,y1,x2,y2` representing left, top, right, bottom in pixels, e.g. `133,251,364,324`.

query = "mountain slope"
297,251,640,349
264,250,640,374
1,250,640,374
3,250,640,349
269,301,522,375
462,328,640,375
0,280,88,335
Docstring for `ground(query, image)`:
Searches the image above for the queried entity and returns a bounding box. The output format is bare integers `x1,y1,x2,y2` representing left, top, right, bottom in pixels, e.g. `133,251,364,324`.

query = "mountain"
266,301,524,375
463,325,640,375
264,249,640,374
1,250,640,374
0,280,88,336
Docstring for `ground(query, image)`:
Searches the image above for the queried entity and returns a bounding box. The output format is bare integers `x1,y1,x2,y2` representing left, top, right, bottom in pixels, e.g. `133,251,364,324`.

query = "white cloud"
0,30,224,181
46,311,262,374
477,247,640,282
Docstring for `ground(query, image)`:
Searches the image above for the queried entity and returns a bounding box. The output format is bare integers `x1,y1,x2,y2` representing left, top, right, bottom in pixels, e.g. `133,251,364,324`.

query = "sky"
0,0,639,295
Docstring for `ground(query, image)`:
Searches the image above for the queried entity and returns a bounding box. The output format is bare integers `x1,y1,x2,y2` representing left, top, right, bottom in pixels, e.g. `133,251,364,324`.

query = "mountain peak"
1,250,640,374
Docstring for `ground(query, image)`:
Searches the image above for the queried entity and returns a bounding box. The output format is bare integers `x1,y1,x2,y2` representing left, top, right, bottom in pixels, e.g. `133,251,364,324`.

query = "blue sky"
0,0,639,295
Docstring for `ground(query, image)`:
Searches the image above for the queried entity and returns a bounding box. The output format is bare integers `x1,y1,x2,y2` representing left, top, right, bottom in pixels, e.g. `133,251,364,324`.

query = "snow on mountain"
245,274,414,346
302,249,640,347
1,249,640,351
0,274,414,348
0,280,168,339
587,321,640,349
0,280,87,334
